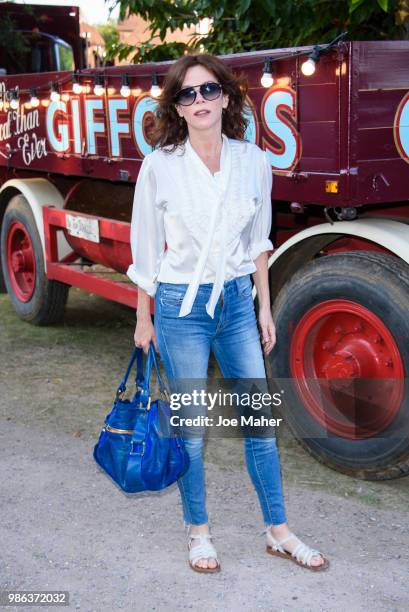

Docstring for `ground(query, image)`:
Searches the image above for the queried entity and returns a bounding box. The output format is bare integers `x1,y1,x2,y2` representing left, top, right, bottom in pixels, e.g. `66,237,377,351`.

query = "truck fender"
0,178,71,271
264,218,409,301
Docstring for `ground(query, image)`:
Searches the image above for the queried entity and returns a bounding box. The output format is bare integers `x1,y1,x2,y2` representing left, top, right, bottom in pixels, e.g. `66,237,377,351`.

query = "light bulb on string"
120,74,131,97
260,57,274,88
50,82,60,102
300,33,348,77
150,73,161,98
30,88,40,107
9,88,19,110
301,58,316,76
72,72,83,94
301,46,321,77
94,73,105,96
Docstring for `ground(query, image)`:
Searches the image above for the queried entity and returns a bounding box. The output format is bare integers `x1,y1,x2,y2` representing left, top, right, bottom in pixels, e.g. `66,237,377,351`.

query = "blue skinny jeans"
154,273,288,528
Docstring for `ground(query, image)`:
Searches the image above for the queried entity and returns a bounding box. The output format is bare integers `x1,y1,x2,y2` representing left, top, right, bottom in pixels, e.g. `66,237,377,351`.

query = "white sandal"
187,527,221,573
265,528,329,571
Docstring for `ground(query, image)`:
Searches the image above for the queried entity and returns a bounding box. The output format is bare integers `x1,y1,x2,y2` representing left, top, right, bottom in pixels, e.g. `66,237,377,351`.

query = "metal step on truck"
1,2,409,481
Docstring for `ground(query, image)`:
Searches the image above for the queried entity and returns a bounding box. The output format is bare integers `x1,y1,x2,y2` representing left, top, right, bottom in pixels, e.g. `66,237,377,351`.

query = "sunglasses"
174,81,223,106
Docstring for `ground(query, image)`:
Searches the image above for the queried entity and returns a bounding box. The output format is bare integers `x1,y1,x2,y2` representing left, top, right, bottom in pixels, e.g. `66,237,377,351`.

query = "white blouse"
127,132,274,318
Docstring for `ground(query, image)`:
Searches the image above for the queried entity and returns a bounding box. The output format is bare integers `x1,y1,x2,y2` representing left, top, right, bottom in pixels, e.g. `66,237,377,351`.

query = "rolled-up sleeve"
126,155,165,296
248,150,274,261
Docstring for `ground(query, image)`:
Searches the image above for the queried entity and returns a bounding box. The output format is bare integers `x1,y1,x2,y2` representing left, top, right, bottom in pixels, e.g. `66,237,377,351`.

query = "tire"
0,214,6,293
0,194,70,325
0,264,6,293
268,250,409,480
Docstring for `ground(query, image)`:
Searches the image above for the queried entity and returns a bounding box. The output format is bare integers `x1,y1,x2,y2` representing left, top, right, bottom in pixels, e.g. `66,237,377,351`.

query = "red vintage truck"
1,3,409,481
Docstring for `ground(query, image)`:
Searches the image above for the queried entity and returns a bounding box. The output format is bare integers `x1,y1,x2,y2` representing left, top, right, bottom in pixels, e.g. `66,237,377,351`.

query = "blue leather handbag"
93,343,190,493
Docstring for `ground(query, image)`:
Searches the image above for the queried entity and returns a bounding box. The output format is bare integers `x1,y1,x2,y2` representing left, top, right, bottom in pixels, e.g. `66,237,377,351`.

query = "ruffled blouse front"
127,133,274,318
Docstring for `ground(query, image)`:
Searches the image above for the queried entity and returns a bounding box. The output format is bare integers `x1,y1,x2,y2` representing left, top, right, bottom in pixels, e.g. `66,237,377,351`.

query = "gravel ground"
0,289,408,612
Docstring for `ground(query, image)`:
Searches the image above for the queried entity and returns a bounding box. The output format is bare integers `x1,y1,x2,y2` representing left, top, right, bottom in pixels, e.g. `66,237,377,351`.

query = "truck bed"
1,41,408,208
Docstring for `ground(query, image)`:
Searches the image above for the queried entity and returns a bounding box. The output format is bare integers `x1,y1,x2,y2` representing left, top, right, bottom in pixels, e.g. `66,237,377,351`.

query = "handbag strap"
138,343,169,407
116,347,144,397
131,344,171,444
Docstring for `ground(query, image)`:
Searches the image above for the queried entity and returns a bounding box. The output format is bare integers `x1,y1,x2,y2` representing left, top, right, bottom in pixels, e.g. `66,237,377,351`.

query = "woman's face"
174,64,229,135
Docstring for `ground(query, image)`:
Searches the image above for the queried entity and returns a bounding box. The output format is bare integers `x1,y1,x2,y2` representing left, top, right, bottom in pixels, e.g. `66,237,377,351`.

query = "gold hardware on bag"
138,396,151,411
105,423,134,435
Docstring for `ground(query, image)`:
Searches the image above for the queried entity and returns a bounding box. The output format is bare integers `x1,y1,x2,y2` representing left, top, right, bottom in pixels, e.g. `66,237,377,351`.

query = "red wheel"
1,194,69,324
268,251,409,480
5,220,36,302
290,299,404,440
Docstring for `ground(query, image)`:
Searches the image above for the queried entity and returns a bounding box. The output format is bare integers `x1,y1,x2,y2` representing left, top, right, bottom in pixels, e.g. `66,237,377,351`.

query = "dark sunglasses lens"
201,82,222,100
175,88,195,106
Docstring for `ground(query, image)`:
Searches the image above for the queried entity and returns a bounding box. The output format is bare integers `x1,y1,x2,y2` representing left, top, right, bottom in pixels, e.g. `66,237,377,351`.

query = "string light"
94,73,105,97
72,72,83,94
50,82,60,102
120,74,131,97
9,88,19,110
7,34,347,109
301,46,320,76
260,57,274,88
301,32,347,77
30,88,40,108
150,73,161,98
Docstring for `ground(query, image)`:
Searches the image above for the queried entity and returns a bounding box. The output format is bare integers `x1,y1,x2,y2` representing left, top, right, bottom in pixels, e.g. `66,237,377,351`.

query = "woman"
128,53,329,573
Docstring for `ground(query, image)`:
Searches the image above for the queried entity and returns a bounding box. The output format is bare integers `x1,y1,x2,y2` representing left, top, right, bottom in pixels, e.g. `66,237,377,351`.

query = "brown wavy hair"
149,53,249,152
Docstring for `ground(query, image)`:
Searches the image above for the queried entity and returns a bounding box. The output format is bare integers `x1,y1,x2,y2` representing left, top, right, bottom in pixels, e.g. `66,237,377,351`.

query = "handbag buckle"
138,396,151,411
130,440,145,455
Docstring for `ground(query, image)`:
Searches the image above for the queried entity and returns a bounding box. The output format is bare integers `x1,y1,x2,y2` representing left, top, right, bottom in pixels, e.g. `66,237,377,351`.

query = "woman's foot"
187,523,219,571
268,523,327,568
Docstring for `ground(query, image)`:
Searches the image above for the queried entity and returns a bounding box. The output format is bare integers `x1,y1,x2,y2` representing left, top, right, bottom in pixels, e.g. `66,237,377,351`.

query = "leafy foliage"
108,0,409,63
0,14,32,72
97,21,121,49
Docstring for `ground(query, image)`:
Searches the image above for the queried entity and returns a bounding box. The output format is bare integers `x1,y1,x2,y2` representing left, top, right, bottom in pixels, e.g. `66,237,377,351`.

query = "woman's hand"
134,316,158,355
134,288,158,355
257,304,276,355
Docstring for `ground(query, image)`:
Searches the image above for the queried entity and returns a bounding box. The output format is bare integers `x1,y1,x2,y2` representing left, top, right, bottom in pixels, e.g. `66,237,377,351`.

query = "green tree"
108,0,409,63
0,8,33,73
97,20,121,63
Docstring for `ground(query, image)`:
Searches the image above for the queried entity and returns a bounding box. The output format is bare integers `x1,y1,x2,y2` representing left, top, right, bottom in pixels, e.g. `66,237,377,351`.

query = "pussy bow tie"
178,135,231,319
